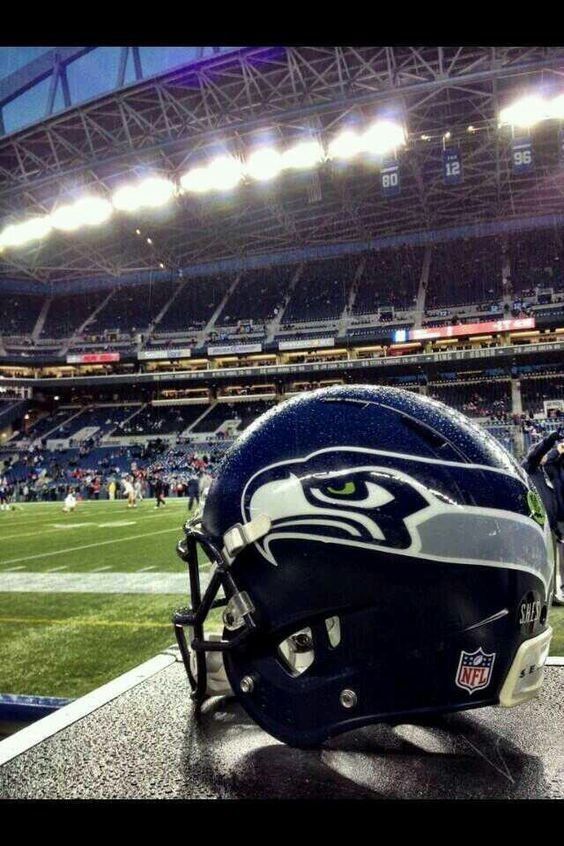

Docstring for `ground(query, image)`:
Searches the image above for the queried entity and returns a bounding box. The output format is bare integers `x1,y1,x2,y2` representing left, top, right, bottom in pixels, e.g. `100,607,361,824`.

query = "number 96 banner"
511,139,533,173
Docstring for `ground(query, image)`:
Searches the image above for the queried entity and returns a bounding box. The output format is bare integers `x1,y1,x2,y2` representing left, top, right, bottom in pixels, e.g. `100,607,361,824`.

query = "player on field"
153,476,166,509
186,472,199,512
134,476,144,502
0,482,9,511
122,475,137,509
63,490,77,513
199,469,212,507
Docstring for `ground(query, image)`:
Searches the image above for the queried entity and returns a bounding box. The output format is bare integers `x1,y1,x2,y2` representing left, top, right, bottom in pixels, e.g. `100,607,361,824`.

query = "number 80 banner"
381,162,400,196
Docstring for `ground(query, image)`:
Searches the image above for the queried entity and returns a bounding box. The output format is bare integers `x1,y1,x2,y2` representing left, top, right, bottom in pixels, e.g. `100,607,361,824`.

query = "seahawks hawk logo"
241,449,446,566
239,447,551,593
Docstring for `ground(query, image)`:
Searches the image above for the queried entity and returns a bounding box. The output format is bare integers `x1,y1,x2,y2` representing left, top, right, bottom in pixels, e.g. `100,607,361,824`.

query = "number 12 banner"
443,148,463,184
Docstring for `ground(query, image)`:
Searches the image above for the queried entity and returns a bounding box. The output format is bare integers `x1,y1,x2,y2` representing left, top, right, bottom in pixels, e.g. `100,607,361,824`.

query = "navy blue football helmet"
173,385,554,747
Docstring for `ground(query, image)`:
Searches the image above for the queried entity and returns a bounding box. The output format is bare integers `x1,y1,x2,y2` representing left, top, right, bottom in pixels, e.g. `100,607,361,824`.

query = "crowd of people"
0,439,226,507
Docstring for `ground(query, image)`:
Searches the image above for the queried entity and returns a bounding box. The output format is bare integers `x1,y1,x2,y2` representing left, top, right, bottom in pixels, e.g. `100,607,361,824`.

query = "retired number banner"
381,162,400,196
443,148,463,184
511,139,533,173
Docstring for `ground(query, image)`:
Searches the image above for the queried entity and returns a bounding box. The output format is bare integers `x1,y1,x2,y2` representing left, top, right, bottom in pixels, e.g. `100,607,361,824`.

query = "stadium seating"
508,229,563,295
190,400,275,434
24,409,81,440
352,246,422,315
426,237,502,309
118,404,209,436
520,374,564,416
53,406,141,438
218,266,294,324
41,290,109,338
282,256,357,323
2,234,564,353
87,280,179,334
156,275,232,332
231,400,276,429
428,379,511,418
0,294,46,336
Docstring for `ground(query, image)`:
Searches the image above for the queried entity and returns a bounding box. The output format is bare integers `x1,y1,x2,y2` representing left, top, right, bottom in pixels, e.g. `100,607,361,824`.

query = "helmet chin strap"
222,514,272,564
197,515,272,695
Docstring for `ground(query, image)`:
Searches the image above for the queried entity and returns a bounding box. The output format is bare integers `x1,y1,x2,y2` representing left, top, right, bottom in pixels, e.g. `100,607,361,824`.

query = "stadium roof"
1,45,564,286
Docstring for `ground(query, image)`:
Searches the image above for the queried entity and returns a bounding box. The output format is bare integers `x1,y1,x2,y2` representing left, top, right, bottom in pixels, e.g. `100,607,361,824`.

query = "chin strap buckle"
222,514,271,564
223,590,255,631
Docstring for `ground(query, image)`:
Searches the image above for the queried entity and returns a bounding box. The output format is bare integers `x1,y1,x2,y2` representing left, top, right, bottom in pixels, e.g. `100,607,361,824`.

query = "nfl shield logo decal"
455,647,496,695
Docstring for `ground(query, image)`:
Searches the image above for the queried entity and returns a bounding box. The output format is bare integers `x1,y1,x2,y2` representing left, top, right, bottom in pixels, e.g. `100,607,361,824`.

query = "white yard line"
2,566,26,572
0,518,91,541
0,526,182,566
97,521,137,528
0,571,196,594
91,566,111,572
0,508,186,538
0,525,94,541
138,566,156,572
46,566,68,572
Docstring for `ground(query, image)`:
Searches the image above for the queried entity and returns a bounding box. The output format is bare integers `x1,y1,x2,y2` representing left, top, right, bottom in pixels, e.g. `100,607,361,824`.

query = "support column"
511,376,524,457
413,246,432,329
502,237,512,309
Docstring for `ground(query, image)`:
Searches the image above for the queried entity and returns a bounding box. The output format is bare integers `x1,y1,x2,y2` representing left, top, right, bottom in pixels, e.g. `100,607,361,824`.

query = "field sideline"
0,499,562,700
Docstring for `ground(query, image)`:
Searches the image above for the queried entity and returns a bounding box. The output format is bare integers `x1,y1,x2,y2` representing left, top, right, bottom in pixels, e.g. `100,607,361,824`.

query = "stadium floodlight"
112,177,175,212
51,197,112,231
281,140,325,170
246,147,283,181
179,166,213,194
327,129,363,160
498,95,548,128
0,216,52,249
206,155,245,191
361,120,406,155
547,94,564,120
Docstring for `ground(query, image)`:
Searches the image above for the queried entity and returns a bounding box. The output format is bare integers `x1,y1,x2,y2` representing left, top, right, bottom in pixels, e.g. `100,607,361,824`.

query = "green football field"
0,499,562,700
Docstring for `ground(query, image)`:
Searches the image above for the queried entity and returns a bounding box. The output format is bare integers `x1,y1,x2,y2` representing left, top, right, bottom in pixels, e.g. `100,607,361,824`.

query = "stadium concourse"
0,46,563,797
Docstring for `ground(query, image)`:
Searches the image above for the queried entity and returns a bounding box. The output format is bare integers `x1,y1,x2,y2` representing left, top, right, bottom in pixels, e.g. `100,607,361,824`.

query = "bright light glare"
281,140,324,170
112,177,175,212
361,120,406,155
246,148,283,181
51,197,112,231
180,156,244,193
206,156,244,190
180,166,212,194
547,94,564,120
327,129,363,160
0,217,52,249
499,95,548,128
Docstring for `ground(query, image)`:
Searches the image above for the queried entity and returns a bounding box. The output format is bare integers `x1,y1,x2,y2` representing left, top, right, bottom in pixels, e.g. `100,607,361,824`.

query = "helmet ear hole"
277,627,315,677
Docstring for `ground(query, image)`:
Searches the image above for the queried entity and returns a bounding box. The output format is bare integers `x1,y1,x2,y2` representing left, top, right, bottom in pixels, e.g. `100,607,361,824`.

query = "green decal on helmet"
527,488,546,526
